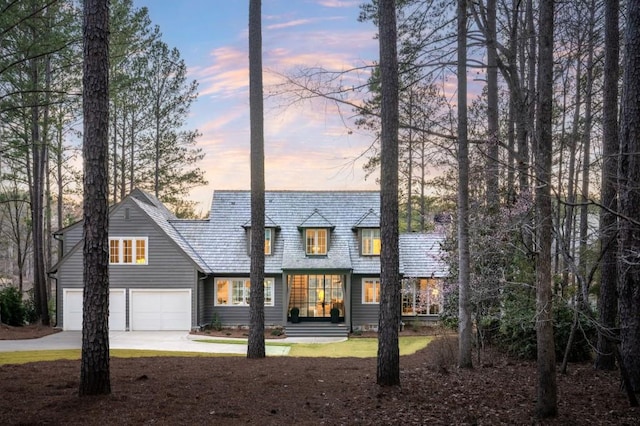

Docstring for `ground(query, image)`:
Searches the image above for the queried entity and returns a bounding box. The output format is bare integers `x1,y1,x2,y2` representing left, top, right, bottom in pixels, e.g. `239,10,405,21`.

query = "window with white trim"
248,228,273,255
305,228,327,255
362,278,380,304
361,228,381,255
109,237,148,265
265,228,272,255
214,278,275,306
402,278,442,315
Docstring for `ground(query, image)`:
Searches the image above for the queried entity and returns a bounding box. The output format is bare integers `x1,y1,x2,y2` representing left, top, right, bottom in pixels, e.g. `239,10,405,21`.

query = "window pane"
402,281,416,314
363,279,379,303
306,230,315,254
265,229,272,255
122,239,133,263
362,229,381,255
317,229,326,254
245,280,251,305
109,240,119,264
216,280,229,305
264,279,273,306
232,280,245,305
136,239,146,264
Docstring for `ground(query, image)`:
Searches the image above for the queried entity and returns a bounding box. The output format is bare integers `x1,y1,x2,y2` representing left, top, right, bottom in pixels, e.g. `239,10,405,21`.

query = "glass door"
288,274,344,321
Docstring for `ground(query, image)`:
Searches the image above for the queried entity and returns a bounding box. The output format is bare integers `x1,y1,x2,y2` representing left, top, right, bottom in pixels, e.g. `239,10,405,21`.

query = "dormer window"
361,228,381,256
264,228,272,255
247,228,274,256
306,228,327,255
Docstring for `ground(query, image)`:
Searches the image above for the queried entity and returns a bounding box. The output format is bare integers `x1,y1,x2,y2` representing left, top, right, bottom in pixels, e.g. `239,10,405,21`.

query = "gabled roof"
242,214,280,229
129,196,210,272
399,232,448,278
50,189,211,274
297,209,334,230
352,208,380,229
202,190,381,274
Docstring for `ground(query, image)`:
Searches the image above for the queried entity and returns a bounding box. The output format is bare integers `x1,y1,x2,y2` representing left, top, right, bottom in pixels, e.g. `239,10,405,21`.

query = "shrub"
0,286,25,326
498,292,596,361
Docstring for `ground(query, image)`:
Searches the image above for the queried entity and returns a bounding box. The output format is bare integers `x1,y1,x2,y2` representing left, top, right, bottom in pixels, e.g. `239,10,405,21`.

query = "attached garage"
129,289,192,331
62,288,126,331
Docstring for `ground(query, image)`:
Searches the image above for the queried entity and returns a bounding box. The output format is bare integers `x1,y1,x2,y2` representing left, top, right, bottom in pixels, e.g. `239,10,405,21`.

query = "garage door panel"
63,289,126,331
130,290,191,331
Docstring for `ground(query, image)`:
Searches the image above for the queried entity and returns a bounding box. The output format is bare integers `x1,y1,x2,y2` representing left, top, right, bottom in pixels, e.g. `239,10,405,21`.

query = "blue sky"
132,0,381,211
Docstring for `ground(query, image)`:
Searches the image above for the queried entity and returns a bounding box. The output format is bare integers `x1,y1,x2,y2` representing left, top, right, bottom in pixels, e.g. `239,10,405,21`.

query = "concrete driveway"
0,331,292,356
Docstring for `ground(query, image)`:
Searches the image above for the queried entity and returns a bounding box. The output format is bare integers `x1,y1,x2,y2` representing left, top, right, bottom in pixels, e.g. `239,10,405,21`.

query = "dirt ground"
1,325,639,425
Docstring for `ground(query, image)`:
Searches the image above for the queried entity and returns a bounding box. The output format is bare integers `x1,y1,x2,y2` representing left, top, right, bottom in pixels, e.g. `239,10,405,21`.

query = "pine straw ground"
0,325,638,425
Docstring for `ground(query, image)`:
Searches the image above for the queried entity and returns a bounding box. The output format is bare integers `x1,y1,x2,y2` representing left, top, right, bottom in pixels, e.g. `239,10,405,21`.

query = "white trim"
214,277,275,307
109,237,149,265
129,288,192,331
361,277,380,304
62,288,126,331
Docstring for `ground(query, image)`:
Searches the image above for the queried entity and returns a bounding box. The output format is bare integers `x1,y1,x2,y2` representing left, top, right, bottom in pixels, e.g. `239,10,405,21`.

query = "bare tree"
247,0,265,359
376,0,401,387
534,0,557,418
79,0,111,396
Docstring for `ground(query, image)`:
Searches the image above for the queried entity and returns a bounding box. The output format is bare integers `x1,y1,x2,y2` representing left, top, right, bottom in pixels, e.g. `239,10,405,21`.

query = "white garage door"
129,289,191,331
62,289,126,331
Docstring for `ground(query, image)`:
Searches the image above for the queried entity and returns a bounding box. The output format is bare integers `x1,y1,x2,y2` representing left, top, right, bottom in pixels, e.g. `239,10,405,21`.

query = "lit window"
361,228,381,255
362,278,380,304
214,278,275,307
306,229,327,255
402,278,442,315
109,237,148,265
265,228,272,255
247,228,273,255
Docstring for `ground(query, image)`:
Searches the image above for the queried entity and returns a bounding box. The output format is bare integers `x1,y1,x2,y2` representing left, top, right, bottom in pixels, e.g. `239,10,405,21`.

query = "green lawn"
0,336,432,365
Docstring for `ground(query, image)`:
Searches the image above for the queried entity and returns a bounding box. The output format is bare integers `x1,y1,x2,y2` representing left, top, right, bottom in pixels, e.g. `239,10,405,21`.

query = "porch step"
285,322,349,338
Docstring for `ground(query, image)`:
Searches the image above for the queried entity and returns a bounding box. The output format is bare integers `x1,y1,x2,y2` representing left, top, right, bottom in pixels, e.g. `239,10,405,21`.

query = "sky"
131,0,381,212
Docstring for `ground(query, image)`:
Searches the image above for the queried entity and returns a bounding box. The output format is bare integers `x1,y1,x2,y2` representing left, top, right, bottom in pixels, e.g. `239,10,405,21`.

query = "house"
50,189,448,333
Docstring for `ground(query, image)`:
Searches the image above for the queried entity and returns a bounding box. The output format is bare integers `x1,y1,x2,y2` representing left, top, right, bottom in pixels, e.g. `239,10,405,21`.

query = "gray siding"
208,275,284,327
56,198,199,330
350,274,380,329
62,223,83,257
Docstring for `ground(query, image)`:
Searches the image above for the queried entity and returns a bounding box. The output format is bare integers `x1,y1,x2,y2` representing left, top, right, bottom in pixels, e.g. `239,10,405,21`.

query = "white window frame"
265,228,272,255
402,278,442,316
305,228,327,255
247,228,273,256
214,278,275,307
109,237,148,265
361,228,381,256
362,278,381,304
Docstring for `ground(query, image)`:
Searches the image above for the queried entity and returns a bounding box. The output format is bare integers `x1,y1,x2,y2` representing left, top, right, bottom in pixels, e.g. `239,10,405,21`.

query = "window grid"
361,228,381,255
109,237,148,265
306,229,327,255
362,278,380,304
214,278,275,307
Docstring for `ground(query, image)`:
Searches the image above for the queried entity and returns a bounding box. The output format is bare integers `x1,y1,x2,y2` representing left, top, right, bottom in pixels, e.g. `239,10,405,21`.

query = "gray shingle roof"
198,191,382,274
352,209,380,229
399,232,448,277
133,189,448,279
130,195,211,272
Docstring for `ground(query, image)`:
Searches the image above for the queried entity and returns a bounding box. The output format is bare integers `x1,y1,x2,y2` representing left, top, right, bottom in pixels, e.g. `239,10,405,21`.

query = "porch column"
345,273,351,331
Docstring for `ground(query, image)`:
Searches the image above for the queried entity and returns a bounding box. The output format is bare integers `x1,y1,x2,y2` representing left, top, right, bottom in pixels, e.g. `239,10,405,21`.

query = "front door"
288,274,344,321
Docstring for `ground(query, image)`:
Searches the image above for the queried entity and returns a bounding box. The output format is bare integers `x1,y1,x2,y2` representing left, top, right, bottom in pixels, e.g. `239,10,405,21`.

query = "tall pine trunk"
457,0,473,369
535,0,557,418
376,0,401,387
80,0,111,396
618,0,640,393
595,0,619,372
247,0,266,359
